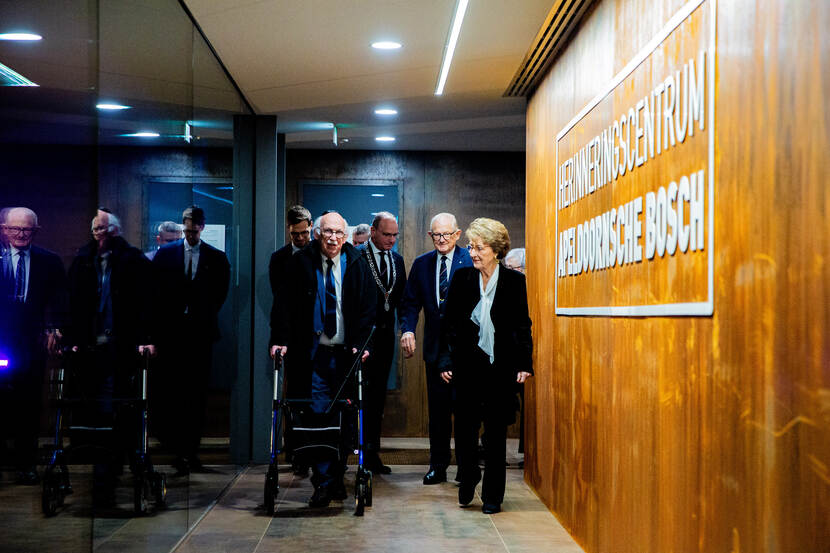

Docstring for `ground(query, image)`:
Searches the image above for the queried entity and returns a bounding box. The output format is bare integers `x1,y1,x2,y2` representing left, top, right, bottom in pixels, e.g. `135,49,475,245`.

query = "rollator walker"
264,327,375,516
41,347,167,516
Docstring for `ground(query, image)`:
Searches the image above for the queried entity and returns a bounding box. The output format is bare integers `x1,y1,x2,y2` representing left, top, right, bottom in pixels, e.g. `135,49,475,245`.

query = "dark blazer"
272,241,376,392
398,245,472,364
0,245,67,365
269,243,297,345
153,239,230,342
66,236,153,350
439,265,533,388
356,243,406,331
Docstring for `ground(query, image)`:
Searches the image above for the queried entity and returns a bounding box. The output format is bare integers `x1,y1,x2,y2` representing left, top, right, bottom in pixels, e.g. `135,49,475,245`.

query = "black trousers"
154,324,212,461
454,350,513,506
0,340,44,470
308,345,353,489
425,361,454,469
363,326,395,453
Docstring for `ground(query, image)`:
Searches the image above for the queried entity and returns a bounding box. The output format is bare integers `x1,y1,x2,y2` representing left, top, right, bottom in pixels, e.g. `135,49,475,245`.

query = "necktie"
439,255,448,304
324,259,337,338
379,251,388,287
14,250,26,303
187,255,193,280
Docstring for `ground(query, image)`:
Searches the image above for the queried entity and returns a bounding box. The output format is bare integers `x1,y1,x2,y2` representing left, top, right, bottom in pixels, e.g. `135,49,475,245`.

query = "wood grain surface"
525,0,830,552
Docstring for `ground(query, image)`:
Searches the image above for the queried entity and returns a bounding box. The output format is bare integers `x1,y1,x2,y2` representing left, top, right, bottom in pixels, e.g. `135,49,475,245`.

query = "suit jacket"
269,243,297,345
153,239,230,343
398,245,472,364
0,245,67,370
66,236,153,351
438,265,533,391
272,241,376,395
356,243,406,332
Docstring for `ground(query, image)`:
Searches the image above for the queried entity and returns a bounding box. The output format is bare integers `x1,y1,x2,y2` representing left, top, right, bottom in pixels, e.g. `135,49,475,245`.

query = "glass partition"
0,1,250,549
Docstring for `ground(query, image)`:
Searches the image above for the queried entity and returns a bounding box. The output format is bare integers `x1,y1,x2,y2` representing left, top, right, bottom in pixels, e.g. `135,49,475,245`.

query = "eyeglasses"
4,226,38,236
91,225,113,234
321,229,346,239
290,230,310,238
466,243,490,254
429,231,457,242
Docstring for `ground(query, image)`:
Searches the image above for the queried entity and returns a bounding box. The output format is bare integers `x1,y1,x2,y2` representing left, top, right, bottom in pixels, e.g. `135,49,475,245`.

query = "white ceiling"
184,0,553,150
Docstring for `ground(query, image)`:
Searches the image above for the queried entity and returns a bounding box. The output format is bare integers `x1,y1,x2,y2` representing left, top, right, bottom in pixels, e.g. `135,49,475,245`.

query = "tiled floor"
0,439,583,553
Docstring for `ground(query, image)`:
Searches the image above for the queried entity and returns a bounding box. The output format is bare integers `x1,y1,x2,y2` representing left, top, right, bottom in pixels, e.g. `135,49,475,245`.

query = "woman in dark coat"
438,217,533,514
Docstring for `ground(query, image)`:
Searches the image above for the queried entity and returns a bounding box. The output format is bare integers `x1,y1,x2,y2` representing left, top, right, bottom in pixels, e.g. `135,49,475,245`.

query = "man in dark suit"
398,212,472,485
153,206,230,476
0,207,67,484
66,208,155,504
271,211,375,507
356,212,406,474
269,204,312,474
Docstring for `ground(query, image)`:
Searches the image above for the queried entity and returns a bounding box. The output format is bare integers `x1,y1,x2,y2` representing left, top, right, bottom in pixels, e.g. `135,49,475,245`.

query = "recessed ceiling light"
0,33,42,41
121,132,160,138
375,136,396,142
371,193,385,197
341,138,350,143
371,41,402,50
435,0,469,95
96,103,131,111
374,108,398,116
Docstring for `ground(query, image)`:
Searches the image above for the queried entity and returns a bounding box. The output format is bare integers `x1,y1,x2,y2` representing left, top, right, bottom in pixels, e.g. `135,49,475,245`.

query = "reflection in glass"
0,0,250,550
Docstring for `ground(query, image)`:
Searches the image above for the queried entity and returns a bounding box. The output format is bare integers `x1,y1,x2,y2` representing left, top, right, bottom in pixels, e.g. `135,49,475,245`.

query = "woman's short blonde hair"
465,217,511,259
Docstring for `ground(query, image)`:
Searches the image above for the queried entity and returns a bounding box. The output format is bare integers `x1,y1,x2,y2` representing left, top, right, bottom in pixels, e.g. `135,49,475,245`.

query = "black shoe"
482,503,501,514
15,468,40,485
308,486,332,508
292,462,309,477
189,457,215,473
458,478,479,506
423,468,447,485
171,457,190,477
330,481,347,500
365,454,391,475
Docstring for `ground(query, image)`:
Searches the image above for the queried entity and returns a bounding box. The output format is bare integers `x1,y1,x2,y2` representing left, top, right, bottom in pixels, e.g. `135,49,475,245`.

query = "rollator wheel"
354,469,368,517
264,468,279,515
134,475,150,515
42,470,62,517
152,472,167,509
354,491,365,517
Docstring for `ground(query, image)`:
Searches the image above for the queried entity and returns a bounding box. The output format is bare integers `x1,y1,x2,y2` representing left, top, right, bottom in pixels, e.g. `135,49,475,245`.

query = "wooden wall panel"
286,149,526,437
525,1,830,552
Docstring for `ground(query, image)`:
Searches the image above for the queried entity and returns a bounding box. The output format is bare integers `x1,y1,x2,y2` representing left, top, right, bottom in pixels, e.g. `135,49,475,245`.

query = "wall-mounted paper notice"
201,224,226,252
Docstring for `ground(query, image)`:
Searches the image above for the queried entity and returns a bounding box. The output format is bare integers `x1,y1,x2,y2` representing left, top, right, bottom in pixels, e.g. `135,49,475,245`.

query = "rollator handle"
325,326,376,414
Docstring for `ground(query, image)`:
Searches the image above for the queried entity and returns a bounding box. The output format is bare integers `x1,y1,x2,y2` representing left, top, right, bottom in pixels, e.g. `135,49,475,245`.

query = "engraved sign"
555,0,715,316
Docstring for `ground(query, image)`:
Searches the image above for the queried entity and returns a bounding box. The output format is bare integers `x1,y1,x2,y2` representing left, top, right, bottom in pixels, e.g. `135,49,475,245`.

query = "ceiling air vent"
504,0,593,97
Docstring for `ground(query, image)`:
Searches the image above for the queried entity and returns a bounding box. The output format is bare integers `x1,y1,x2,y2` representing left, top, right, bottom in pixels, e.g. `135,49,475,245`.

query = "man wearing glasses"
358,212,407,475
268,205,313,475
66,208,155,504
271,211,375,507
0,207,67,485
398,212,472,485
152,206,230,476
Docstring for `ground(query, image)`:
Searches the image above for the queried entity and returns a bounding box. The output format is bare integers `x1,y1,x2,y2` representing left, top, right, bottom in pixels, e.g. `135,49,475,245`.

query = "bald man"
66,209,155,504
271,211,376,508
0,207,67,484
398,212,472,485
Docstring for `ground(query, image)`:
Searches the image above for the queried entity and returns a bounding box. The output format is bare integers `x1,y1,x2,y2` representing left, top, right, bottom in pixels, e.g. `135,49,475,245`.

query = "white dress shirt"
318,252,345,345
434,247,455,307
368,240,390,287
184,239,201,279
11,246,31,302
